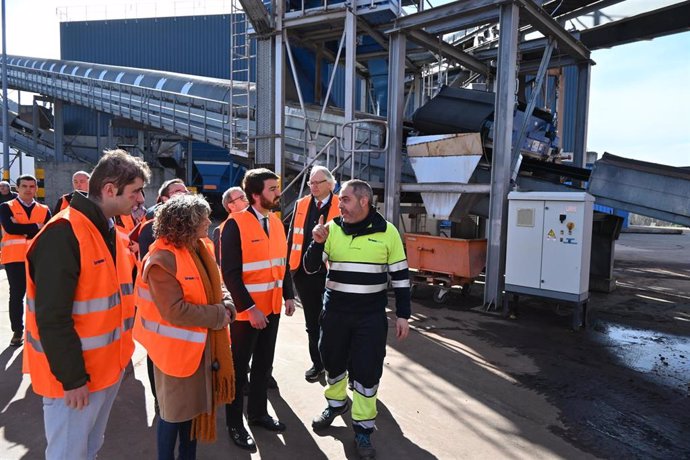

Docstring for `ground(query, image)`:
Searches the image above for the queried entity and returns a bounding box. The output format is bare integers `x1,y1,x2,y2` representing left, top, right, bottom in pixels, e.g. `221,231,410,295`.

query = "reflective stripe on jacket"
288,194,339,270
1,199,49,264
23,207,135,398
133,238,216,378
234,209,287,320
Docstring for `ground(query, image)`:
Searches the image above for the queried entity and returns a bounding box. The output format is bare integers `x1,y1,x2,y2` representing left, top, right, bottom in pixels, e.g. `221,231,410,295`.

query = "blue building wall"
60,14,235,136
561,65,579,154
61,15,233,77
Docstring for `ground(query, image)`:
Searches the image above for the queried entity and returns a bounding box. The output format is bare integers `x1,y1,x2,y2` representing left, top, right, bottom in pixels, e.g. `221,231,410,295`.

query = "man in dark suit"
286,166,339,382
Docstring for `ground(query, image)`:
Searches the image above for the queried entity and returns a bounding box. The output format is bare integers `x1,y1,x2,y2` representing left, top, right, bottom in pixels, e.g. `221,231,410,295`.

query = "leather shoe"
9,331,23,347
249,415,286,432
305,365,325,382
229,426,256,450
267,375,279,389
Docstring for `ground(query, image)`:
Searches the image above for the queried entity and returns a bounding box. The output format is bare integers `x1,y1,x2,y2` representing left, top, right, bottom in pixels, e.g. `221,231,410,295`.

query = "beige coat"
144,247,232,423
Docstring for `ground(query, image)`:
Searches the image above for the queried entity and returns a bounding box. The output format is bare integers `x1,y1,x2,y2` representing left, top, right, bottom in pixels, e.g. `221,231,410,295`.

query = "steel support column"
573,62,591,168
484,3,519,309
384,32,405,228
186,139,193,186
273,2,285,177
54,100,64,162
96,111,102,155
344,9,356,177
32,99,39,151
255,37,275,165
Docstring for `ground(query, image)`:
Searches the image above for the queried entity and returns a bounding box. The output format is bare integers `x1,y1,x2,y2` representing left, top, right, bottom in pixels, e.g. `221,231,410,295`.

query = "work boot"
354,432,376,459
305,365,325,382
311,402,349,431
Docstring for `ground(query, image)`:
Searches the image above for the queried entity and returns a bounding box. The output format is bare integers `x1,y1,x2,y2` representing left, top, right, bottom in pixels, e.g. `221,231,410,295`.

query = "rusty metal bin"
404,233,487,303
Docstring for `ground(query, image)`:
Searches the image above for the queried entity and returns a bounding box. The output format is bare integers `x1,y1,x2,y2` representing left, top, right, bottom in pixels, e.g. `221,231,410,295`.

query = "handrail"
282,136,339,197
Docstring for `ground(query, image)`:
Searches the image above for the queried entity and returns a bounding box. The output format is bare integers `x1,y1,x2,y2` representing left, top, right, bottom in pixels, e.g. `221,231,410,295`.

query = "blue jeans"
157,419,196,460
43,372,123,460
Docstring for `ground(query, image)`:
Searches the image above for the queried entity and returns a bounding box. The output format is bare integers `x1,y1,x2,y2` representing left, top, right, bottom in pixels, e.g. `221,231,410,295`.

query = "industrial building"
0,0,688,458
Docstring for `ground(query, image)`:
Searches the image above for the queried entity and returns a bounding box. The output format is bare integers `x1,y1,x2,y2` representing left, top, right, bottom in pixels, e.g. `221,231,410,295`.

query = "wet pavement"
0,231,688,459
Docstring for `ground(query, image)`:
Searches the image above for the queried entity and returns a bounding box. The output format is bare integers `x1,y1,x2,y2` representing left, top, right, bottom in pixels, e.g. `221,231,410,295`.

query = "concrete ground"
0,231,688,459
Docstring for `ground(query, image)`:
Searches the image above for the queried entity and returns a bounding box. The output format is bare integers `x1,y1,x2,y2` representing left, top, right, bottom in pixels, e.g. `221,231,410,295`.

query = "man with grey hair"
53,170,90,215
286,165,339,382
0,180,17,203
213,186,248,263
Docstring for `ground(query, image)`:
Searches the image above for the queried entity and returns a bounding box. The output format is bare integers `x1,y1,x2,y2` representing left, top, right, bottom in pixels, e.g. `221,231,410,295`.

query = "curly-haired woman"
133,194,235,460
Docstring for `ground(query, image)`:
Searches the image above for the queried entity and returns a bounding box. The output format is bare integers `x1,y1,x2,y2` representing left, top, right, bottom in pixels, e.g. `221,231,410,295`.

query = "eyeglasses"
308,179,328,187
228,195,249,204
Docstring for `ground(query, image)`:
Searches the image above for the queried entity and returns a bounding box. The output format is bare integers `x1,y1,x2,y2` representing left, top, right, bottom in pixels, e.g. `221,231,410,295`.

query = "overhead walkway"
2,55,254,158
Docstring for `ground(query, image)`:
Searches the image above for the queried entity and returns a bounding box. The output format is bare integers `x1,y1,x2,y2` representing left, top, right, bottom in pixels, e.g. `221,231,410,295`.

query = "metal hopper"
406,133,484,220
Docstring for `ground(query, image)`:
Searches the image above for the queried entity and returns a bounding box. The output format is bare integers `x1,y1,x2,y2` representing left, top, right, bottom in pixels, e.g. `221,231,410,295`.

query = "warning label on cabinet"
547,229,556,240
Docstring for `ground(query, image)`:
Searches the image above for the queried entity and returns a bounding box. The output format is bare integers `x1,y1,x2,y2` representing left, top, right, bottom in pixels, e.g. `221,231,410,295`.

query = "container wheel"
433,287,450,304
461,283,472,297
410,284,418,299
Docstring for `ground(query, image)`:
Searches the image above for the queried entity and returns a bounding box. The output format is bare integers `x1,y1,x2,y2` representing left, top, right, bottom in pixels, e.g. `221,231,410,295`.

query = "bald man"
52,171,90,215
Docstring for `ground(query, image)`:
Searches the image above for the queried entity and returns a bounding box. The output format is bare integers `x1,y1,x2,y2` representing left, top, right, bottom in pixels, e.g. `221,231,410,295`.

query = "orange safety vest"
116,226,140,276
133,239,221,378
234,210,287,320
23,207,135,398
288,194,339,270
1,199,50,264
116,214,136,233
57,193,72,212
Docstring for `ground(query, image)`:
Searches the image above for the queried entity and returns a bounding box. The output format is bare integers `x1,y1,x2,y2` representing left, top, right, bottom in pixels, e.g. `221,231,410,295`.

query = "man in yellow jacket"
25,150,150,460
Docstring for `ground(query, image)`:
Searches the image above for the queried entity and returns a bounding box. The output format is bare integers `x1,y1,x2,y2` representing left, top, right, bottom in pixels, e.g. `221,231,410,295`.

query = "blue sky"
588,31,690,167
3,0,689,167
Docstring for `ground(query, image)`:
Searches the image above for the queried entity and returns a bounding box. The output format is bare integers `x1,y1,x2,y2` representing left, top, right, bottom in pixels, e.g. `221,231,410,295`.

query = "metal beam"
344,9,356,178
255,38,275,165
237,0,273,36
384,32,406,228
273,2,285,175
357,18,418,71
425,7,499,36
572,62,591,168
579,1,690,50
54,100,64,162
401,183,491,193
510,38,555,181
407,29,493,76
484,2,519,310
515,0,590,62
388,0,502,34
283,9,347,28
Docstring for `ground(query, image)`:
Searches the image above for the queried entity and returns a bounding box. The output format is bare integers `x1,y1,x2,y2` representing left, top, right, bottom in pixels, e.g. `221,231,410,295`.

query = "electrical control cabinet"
505,192,594,302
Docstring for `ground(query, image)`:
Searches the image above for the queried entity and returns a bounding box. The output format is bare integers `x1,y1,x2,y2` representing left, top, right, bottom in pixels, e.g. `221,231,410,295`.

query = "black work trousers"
292,270,326,369
225,313,281,428
319,309,388,389
5,262,27,333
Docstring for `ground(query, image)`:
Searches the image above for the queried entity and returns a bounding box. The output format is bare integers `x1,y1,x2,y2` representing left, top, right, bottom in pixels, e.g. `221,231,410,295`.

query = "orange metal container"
404,234,487,281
